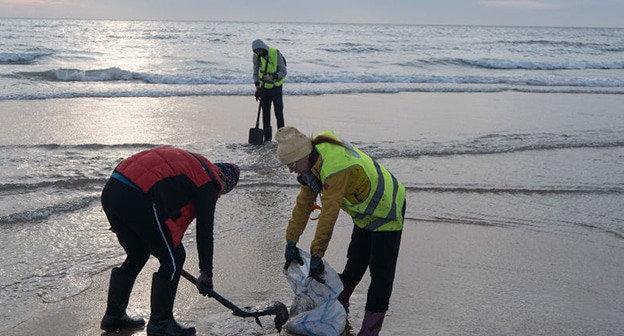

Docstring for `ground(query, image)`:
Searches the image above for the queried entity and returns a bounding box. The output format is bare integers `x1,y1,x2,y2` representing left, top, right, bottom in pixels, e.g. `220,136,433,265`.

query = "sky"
0,0,622,28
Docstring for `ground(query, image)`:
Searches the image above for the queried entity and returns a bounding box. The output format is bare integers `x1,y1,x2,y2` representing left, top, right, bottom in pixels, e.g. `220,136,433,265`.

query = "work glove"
283,241,304,270
254,88,261,101
196,271,213,296
309,256,326,284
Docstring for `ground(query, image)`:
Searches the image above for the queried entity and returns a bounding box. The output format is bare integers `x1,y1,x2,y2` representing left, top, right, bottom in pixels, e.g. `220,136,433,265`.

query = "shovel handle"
255,100,262,128
180,269,254,318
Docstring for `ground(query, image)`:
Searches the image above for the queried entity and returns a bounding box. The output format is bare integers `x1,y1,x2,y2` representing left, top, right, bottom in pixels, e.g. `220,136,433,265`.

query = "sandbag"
283,249,346,336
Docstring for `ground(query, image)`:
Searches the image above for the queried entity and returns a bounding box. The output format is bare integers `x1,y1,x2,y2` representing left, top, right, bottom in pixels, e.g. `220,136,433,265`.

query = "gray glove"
196,271,213,296
309,256,326,284
284,242,304,270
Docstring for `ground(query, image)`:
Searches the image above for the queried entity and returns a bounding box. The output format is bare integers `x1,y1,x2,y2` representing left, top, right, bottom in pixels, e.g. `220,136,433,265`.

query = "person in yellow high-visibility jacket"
276,126,406,336
252,39,287,142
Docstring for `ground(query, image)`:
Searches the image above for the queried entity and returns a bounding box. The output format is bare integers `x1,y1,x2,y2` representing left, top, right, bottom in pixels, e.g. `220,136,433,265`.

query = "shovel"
248,100,265,145
181,269,289,332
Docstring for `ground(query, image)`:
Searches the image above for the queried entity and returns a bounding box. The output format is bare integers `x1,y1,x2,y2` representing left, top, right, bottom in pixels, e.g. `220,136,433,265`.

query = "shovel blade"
248,127,264,145
241,301,289,332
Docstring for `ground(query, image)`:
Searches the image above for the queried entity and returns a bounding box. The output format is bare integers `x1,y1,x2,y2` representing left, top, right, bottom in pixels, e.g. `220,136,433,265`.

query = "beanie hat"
214,163,240,195
275,126,313,164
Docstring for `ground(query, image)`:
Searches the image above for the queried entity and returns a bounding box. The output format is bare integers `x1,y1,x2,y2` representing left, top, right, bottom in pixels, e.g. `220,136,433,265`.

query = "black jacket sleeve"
195,181,219,277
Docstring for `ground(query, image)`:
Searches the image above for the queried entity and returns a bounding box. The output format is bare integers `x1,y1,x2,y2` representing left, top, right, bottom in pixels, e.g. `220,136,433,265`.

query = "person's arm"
253,54,261,88
310,170,349,258
275,50,287,80
195,181,219,277
285,185,317,244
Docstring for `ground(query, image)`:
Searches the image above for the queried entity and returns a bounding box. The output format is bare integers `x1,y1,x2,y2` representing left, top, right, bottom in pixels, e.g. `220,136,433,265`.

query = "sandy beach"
1,92,624,336
5,218,624,336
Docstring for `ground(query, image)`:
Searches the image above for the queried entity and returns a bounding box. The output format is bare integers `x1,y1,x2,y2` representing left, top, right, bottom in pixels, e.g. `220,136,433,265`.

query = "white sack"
284,249,347,336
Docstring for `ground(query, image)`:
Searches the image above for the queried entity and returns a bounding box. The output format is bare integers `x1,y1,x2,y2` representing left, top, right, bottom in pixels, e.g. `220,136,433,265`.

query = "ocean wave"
16,67,137,82
1,83,623,101
318,45,384,54
459,58,624,70
217,181,623,196
398,58,624,71
0,51,52,64
1,133,623,163
8,66,624,89
411,213,624,240
410,215,519,228
0,178,106,194
0,67,624,100
12,66,249,85
0,143,160,150
0,196,98,225
403,185,624,195
496,39,606,49
359,131,624,159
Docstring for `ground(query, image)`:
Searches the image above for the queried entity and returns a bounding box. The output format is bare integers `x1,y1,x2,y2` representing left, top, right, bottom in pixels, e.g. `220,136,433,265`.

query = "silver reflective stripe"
152,203,177,281
386,172,400,220
341,138,361,158
356,165,399,231
355,160,385,220
364,217,394,231
364,174,401,230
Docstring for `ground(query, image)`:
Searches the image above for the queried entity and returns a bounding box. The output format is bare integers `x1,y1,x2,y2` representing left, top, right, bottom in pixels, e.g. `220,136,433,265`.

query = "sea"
1,18,624,335
1,19,624,99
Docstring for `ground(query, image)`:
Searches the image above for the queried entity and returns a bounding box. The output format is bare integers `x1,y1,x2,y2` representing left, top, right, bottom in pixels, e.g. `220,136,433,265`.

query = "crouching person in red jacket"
99,146,240,336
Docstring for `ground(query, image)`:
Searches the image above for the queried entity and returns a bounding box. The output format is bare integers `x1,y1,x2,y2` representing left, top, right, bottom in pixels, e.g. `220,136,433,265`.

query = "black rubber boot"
147,273,196,336
264,126,272,142
337,273,356,313
100,267,145,332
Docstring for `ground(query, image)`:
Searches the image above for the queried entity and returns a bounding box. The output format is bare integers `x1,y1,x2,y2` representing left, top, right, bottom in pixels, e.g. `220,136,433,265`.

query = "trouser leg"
272,85,285,129
337,273,356,313
365,230,402,312
100,178,152,331
365,201,404,312
338,226,372,312
352,230,400,336
341,226,372,288
358,202,405,336
145,207,191,335
261,90,273,141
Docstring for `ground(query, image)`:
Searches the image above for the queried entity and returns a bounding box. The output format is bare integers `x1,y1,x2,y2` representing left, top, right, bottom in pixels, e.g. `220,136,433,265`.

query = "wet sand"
5,217,624,336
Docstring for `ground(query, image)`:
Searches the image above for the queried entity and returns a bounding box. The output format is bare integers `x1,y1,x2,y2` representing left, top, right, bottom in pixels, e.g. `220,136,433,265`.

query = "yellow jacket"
286,157,371,258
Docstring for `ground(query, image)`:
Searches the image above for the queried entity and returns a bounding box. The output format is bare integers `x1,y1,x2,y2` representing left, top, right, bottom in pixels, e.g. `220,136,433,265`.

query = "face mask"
297,171,322,194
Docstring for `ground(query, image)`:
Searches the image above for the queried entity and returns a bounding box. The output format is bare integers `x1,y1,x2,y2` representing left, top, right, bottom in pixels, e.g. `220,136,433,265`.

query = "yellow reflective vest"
315,131,405,231
257,47,285,89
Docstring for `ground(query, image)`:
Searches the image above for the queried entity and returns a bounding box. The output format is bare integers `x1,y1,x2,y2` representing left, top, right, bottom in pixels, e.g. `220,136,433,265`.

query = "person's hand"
309,256,326,284
262,74,274,81
283,242,304,270
254,88,261,101
196,271,213,296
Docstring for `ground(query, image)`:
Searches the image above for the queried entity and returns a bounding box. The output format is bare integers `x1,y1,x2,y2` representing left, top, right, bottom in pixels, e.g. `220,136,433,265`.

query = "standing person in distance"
99,146,240,336
276,127,406,336
252,38,287,142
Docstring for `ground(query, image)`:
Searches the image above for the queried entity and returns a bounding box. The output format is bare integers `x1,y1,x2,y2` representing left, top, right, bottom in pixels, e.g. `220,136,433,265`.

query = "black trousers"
260,85,285,131
340,203,405,312
101,178,185,282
